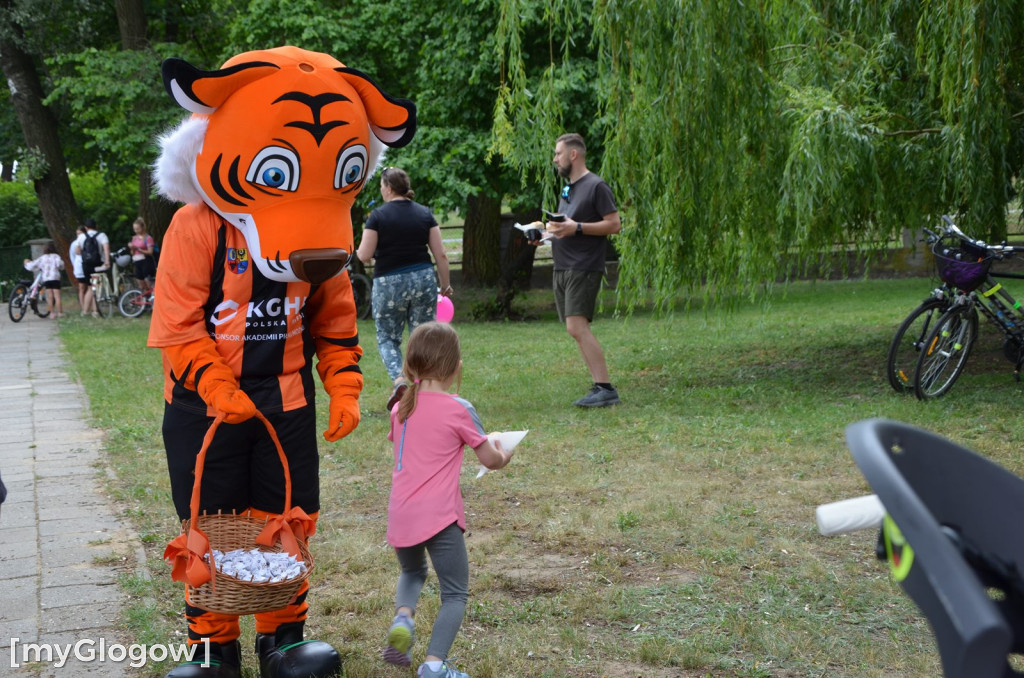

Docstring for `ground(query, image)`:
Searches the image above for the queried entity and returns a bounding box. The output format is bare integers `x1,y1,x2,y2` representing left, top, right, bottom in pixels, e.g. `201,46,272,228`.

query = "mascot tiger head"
154,46,415,284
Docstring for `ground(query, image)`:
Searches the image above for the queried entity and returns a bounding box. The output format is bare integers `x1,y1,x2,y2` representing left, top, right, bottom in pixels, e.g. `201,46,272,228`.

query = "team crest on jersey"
228,248,249,274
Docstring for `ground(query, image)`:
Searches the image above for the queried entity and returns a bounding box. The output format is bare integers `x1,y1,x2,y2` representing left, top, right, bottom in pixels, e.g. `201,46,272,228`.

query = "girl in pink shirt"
383,322,511,678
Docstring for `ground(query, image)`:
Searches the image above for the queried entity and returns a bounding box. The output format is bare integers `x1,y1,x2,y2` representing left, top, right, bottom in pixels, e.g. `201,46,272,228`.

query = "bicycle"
118,286,154,318
348,260,372,320
886,215,1024,399
818,418,1024,678
89,267,117,318
111,246,139,298
8,271,50,322
913,218,1024,399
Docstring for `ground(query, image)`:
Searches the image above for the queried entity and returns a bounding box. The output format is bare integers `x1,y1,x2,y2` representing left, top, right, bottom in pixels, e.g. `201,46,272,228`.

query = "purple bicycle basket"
932,242,992,292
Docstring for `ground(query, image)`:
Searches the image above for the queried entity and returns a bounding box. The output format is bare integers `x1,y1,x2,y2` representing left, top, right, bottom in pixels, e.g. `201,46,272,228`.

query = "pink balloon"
436,294,454,323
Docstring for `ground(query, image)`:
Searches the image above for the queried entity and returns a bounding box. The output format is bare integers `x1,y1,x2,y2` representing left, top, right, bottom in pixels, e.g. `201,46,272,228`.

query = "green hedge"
0,182,46,247
0,171,137,248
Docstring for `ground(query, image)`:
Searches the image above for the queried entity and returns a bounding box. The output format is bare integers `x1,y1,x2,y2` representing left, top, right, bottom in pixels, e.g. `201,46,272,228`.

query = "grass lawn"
55,275,1024,677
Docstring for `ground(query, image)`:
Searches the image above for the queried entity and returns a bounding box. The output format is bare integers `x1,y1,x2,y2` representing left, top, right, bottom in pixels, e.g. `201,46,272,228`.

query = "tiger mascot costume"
149,46,415,678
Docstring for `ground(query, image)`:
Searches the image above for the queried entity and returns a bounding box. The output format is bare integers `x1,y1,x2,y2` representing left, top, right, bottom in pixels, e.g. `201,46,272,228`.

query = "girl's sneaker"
382,612,414,666
417,659,469,678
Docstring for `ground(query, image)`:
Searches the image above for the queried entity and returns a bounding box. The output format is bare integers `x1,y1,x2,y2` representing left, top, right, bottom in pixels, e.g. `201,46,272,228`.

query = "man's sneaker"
417,659,469,678
382,612,414,666
573,385,621,407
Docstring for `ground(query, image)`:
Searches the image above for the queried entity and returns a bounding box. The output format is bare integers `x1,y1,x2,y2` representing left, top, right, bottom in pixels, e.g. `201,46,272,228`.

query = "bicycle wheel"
914,304,979,400
8,285,28,322
31,291,51,318
117,271,136,298
95,278,115,318
118,289,146,318
886,297,948,393
350,272,372,319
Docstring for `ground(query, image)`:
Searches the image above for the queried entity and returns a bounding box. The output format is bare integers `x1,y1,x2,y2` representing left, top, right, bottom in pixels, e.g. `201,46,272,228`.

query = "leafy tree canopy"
496,0,1024,310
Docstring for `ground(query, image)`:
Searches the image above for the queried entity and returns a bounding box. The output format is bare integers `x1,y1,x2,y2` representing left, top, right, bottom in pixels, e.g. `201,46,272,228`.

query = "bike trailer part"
846,418,1024,678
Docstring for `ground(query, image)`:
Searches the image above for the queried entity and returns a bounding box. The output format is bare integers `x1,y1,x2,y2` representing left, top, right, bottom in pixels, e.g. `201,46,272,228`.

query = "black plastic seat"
846,418,1024,677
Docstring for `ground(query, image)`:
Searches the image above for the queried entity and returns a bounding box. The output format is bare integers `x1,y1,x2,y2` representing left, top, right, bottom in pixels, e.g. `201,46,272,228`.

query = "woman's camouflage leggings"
371,266,437,381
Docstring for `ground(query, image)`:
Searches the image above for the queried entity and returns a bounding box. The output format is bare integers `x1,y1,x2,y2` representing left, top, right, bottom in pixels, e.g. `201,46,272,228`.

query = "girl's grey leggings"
394,522,469,659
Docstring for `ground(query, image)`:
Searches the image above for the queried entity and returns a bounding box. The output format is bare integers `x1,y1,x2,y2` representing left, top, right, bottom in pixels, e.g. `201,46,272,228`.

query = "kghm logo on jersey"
227,248,249,274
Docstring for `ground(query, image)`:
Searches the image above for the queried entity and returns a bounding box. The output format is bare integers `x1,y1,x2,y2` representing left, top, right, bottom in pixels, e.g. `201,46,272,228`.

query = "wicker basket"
933,240,993,292
183,511,313,616
169,412,314,616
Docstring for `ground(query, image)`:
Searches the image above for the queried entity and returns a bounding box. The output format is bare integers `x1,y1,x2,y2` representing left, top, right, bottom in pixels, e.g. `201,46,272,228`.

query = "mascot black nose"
289,249,348,284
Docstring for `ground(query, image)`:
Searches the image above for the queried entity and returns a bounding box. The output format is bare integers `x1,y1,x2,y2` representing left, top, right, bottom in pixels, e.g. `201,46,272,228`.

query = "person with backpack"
72,218,110,316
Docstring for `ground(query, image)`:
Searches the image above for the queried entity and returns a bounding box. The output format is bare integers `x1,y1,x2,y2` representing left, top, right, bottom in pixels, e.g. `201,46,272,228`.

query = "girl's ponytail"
397,379,418,423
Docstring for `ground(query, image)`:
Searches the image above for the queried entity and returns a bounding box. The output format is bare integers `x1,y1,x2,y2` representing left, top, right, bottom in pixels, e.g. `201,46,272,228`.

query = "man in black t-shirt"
539,133,622,407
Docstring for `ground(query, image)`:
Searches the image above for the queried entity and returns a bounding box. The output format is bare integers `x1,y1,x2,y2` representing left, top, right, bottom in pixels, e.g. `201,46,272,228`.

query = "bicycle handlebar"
929,215,1024,256
816,494,885,536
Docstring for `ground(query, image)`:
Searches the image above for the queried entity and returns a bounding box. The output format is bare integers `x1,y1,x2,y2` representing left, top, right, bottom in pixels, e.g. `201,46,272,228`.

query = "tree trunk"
138,168,177,244
485,207,542,318
115,0,148,50
461,192,501,285
0,30,79,261
115,0,176,243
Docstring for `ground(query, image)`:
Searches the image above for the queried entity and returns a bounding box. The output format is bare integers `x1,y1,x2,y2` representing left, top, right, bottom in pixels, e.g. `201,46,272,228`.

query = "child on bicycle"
24,242,65,318
382,322,512,678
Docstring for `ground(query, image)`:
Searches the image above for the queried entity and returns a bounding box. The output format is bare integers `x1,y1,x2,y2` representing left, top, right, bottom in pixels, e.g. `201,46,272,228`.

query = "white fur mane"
154,117,207,205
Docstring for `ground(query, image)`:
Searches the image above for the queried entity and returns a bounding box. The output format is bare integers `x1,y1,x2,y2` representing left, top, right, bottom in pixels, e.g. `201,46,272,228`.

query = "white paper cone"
477,430,528,479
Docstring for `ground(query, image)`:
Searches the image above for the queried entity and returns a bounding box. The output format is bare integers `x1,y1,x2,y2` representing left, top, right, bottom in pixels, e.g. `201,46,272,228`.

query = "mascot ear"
162,58,281,115
336,67,416,148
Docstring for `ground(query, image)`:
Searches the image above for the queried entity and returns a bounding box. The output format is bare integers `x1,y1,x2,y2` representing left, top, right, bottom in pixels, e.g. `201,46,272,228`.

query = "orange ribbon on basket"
164,526,216,587
256,506,316,557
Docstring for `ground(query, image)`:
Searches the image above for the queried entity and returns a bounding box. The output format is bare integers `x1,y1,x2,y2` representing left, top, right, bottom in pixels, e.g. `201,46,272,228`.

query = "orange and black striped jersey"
148,203,361,416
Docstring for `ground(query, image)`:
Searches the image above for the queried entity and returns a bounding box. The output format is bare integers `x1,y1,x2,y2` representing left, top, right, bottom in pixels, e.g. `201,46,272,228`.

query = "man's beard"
556,164,571,179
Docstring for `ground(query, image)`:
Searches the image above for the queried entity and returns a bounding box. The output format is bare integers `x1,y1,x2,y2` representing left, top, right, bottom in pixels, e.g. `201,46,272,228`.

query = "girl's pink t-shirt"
386,391,488,547
130,234,155,261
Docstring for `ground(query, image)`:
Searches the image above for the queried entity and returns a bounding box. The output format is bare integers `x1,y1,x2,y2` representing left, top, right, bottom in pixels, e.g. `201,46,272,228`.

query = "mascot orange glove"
316,337,363,441
325,386,361,442
164,338,257,424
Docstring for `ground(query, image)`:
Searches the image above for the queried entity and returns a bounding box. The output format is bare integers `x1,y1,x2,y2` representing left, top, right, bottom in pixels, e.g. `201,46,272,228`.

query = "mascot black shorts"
163,402,320,520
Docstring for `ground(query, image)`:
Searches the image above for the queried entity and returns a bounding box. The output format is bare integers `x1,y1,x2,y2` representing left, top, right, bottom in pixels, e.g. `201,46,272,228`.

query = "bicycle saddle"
846,418,1024,677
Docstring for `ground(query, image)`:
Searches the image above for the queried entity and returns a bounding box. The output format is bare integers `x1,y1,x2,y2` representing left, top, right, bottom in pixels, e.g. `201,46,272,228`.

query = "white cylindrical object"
816,494,885,536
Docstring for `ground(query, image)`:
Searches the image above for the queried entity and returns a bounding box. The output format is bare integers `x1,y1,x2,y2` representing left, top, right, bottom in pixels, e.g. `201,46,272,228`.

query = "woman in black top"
357,167,452,410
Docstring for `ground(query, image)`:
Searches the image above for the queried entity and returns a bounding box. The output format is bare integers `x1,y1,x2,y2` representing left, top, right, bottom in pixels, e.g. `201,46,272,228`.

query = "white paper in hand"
476,430,527,479
513,222,553,244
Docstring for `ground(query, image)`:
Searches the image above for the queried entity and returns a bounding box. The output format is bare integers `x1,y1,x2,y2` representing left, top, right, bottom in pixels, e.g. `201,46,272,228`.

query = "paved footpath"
0,312,135,677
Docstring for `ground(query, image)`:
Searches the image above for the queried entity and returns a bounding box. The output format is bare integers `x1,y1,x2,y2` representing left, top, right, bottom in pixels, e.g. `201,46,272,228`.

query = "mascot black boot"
255,621,341,678
165,640,241,678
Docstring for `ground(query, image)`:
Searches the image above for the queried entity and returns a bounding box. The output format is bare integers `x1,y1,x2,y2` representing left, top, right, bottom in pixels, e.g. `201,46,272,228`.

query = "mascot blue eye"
262,168,286,187
336,144,368,190
246,146,300,192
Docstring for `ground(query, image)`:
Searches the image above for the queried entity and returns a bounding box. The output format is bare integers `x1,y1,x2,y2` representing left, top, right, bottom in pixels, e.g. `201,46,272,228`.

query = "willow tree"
494,0,1024,310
